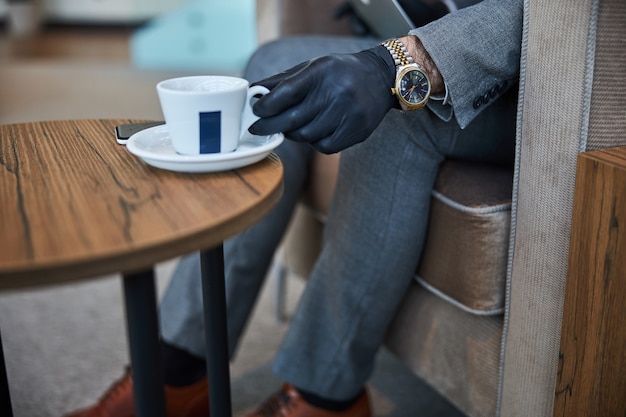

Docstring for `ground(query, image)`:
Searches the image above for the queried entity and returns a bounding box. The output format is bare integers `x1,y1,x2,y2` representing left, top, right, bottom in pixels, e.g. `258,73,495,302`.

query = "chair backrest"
499,0,626,415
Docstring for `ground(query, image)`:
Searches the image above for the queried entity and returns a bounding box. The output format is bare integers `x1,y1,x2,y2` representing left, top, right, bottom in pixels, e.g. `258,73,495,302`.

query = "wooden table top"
0,119,284,290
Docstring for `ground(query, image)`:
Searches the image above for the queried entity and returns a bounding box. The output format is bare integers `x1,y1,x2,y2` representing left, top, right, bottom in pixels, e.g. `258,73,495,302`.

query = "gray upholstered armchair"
273,1,626,416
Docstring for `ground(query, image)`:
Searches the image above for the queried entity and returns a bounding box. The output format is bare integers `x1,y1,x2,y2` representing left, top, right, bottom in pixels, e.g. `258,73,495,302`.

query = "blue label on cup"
199,111,221,153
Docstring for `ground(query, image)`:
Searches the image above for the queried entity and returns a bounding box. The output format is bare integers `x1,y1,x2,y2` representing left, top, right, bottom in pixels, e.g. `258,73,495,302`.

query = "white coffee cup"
156,75,269,155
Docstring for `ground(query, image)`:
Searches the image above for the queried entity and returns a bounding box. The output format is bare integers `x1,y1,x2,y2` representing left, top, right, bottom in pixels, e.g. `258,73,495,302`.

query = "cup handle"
240,85,270,141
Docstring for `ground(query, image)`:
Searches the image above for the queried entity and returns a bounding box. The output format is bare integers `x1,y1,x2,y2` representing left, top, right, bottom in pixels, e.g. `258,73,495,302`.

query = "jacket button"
474,80,511,109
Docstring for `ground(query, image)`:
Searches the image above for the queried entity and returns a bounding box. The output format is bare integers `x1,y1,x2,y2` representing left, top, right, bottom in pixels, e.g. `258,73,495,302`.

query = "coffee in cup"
156,75,269,155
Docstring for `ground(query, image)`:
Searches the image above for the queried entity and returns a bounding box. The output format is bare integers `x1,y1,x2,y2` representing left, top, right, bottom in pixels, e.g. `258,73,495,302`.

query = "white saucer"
126,125,284,173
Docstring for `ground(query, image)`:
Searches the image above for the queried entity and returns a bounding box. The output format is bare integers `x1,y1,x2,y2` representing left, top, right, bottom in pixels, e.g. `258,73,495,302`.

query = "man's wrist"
397,35,444,95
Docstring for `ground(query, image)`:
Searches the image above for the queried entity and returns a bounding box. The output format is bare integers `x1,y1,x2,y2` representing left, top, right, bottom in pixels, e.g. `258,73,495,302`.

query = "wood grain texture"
0,119,283,290
554,146,626,416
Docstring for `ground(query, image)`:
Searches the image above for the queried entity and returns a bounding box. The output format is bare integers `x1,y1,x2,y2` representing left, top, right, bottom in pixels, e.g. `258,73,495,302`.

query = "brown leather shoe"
63,368,209,417
247,383,371,417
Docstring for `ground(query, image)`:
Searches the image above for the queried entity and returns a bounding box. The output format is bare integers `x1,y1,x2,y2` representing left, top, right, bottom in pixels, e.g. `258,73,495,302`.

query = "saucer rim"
126,125,284,163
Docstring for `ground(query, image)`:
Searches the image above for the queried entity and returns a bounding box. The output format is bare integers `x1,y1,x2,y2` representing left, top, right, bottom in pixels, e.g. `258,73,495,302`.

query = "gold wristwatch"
383,38,431,111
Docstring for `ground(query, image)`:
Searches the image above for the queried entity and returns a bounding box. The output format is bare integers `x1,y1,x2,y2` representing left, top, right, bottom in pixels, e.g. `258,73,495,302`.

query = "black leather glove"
249,45,397,154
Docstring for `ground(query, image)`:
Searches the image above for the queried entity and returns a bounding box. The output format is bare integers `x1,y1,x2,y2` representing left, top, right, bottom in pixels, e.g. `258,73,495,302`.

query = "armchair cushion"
417,160,513,314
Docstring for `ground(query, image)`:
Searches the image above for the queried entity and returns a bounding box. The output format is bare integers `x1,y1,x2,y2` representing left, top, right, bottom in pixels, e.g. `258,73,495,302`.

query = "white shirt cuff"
429,82,450,105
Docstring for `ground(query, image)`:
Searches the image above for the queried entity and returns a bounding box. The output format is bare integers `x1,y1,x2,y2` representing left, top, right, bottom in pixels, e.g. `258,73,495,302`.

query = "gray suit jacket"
412,0,523,129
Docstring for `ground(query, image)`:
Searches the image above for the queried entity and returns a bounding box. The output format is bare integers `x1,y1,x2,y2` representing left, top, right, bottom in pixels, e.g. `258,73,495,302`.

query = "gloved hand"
249,45,397,154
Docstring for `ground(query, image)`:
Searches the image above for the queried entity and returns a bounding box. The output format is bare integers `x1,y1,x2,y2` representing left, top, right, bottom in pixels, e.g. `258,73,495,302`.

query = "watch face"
398,68,430,106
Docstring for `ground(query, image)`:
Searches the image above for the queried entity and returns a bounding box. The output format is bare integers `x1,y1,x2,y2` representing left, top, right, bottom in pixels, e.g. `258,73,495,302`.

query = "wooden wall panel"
555,146,626,416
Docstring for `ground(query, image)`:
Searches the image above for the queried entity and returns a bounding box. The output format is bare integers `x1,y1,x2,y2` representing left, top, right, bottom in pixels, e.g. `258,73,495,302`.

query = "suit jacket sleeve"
410,0,523,128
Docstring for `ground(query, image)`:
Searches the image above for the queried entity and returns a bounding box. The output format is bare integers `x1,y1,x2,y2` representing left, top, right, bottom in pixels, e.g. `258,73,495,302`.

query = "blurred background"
0,0,357,123
0,0,279,124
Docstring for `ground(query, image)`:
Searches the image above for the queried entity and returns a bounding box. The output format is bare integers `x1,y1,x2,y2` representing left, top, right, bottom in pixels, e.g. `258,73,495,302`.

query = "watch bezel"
395,64,431,111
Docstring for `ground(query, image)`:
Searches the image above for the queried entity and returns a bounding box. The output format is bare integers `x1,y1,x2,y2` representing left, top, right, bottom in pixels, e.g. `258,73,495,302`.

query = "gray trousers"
160,35,517,401
159,35,378,372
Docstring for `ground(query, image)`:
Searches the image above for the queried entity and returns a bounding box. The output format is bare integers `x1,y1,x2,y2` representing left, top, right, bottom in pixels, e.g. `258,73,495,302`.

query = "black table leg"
201,245,232,417
0,330,13,417
122,269,166,417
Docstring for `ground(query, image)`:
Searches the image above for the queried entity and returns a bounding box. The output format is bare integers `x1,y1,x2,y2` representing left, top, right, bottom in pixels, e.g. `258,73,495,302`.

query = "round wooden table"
0,119,284,417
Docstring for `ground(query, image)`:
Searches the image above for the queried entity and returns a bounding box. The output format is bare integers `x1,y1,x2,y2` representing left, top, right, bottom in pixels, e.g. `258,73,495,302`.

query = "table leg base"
122,269,167,417
0,330,13,417
201,246,233,417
